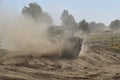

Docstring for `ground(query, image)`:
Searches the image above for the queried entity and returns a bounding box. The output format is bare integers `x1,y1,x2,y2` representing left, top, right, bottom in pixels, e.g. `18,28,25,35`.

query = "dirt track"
0,33,120,80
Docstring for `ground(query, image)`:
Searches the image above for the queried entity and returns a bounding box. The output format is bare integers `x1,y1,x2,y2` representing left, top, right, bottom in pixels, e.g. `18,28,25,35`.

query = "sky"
0,0,120,26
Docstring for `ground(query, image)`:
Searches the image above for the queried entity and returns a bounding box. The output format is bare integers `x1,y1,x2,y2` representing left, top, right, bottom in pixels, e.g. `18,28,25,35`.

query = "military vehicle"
48,26,83,59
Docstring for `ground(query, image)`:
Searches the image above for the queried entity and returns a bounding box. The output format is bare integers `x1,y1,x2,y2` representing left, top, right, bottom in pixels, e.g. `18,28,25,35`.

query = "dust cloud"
0,11,64,57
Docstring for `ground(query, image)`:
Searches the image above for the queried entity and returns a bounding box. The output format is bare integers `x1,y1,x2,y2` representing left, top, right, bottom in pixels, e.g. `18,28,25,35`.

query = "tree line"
21,2,120,34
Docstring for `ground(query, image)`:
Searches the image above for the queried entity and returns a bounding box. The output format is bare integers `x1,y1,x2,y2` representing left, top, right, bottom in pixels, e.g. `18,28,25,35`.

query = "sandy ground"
0,33,120,80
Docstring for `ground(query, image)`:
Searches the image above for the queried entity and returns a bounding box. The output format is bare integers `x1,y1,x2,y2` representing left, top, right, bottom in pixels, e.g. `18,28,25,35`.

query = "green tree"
89,22,106,32
109,20,120,30
60,10,76,28
22,2,53,24
60,10,77,36
78,20,90,34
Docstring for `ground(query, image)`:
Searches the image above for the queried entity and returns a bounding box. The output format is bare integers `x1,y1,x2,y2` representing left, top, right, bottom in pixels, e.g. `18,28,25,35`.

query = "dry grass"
88,32,120,52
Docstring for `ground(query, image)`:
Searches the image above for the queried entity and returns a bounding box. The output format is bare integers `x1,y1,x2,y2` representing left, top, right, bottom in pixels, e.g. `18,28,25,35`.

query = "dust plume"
0,11,63,58
79,37,89,56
